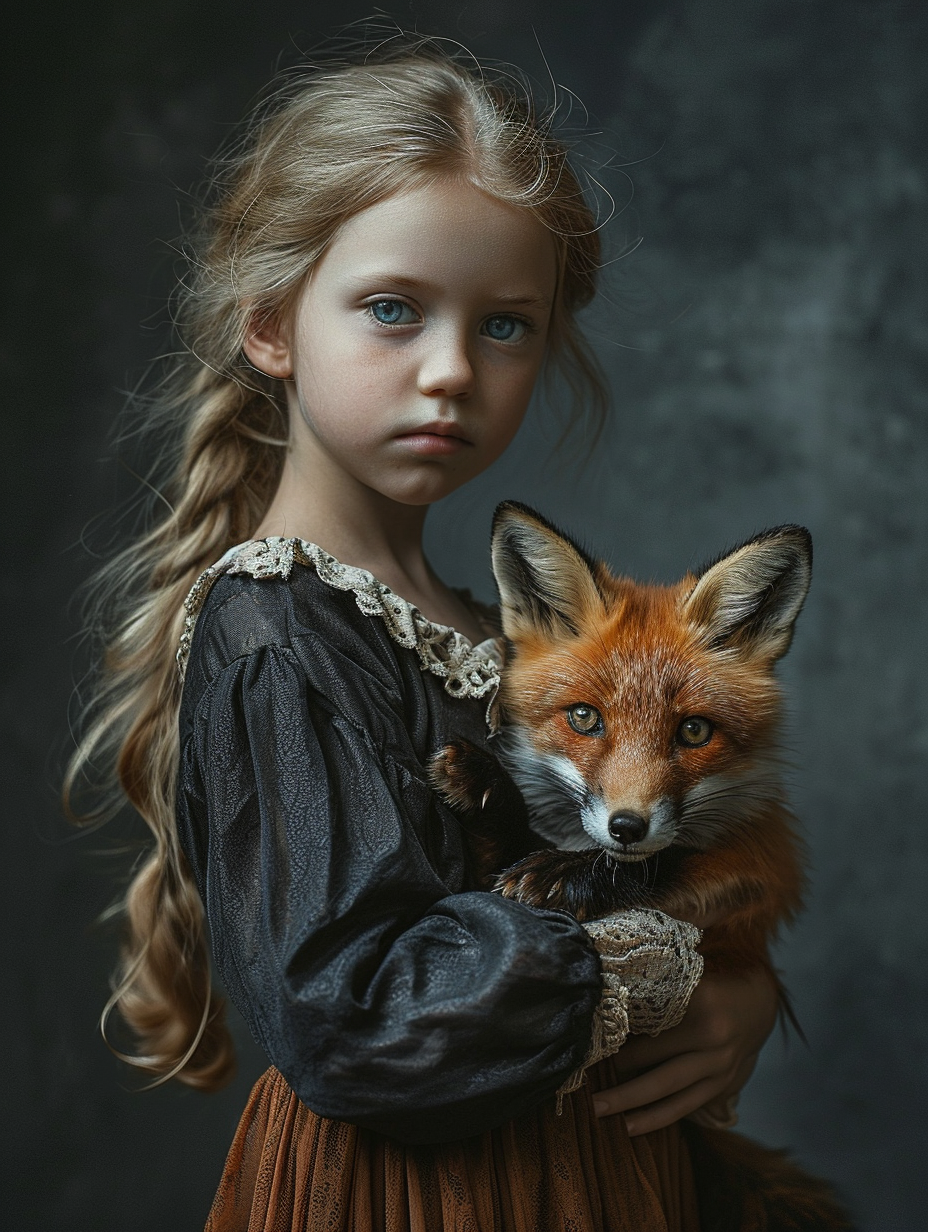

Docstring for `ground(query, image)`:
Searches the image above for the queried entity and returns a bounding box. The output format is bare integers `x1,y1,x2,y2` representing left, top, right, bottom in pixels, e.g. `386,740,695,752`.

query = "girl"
70,38,779,1232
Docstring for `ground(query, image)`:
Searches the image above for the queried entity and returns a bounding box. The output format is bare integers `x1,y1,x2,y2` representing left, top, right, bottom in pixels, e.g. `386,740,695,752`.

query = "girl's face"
248,178,558,508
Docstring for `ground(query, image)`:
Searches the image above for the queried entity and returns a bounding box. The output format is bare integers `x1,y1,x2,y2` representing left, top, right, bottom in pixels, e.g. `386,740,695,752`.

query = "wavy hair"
65,36,608,1090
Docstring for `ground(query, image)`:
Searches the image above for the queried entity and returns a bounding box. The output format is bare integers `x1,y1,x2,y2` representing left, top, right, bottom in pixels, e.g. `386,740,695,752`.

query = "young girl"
70,39,780,1232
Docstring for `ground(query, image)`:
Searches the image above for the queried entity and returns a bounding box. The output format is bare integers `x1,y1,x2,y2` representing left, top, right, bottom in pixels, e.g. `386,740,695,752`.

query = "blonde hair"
66,38,607,1090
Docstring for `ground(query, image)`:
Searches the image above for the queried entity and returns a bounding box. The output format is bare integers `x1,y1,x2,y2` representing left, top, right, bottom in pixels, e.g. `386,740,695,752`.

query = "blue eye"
369,299,417,326
483,315,527,342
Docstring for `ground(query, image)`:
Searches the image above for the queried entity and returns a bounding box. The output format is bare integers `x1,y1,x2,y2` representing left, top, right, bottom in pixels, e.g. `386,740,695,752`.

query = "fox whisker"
683,778,782,807
676,770,786,848
649,851,661,894
680,799,776,826
677,804,771,847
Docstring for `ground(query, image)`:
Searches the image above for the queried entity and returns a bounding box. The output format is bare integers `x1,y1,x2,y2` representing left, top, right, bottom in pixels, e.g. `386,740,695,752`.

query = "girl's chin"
354,454,479,505
375,471,475,508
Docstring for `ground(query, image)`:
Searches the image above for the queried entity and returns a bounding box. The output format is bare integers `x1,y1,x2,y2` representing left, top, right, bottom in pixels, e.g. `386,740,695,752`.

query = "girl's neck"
255,455,427,580
252,453,486,641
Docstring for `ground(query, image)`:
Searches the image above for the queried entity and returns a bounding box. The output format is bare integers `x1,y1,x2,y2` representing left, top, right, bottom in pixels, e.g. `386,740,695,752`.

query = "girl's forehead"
317,179,558,295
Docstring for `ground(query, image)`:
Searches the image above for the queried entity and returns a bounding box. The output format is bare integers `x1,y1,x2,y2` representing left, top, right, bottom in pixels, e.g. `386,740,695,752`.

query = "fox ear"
491,502,604,640
684,525,812,660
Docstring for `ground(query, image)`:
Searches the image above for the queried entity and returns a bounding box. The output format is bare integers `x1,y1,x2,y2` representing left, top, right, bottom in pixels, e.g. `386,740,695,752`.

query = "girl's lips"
395,433,469,455
394,425,471,455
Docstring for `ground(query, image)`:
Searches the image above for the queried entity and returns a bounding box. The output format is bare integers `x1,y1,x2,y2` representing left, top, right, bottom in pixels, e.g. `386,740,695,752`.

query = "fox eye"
677,716,714,747
567,704,603,735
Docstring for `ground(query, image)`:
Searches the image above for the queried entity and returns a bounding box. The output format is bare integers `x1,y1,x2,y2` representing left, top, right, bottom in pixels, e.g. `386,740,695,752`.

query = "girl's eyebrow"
348,272,551,309
492,293,552,309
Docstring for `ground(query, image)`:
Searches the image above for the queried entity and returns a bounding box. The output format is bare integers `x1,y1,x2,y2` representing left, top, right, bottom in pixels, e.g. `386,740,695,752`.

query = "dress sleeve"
180,643,602,1144
557,911,704,1098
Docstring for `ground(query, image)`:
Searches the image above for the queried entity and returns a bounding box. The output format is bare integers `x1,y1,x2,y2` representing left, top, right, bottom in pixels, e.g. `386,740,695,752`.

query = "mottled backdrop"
3,2,925,1228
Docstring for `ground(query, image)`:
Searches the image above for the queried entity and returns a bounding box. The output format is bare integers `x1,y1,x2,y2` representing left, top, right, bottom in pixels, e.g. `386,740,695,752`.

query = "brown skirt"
205,1057,701,1232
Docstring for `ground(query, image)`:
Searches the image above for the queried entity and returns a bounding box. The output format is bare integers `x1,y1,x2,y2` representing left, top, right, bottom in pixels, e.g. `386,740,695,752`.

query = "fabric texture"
587,911,704,1039
205,1057,701,1232
178,536,503,707
560,911,704,1099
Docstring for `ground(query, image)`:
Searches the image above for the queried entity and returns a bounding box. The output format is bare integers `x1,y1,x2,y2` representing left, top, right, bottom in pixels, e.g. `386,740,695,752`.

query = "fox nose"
608,811,649,846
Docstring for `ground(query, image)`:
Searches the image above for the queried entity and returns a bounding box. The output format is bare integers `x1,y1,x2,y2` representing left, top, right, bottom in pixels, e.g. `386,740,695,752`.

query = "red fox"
431,501,855,1232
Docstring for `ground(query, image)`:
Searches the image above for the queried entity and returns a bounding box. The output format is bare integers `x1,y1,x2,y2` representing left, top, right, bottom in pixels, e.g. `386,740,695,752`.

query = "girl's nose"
416,327,475,399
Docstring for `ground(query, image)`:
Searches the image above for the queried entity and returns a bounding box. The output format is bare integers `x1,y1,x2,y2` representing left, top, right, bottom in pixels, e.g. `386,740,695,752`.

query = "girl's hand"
592,966,779,1136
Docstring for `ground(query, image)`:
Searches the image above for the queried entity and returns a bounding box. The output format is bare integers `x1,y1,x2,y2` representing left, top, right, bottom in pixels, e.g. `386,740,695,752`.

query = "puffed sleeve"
179,642,603,1144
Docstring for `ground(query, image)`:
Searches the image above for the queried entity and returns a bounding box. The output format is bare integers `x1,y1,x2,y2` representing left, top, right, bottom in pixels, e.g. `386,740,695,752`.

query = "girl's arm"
179,629,602,1145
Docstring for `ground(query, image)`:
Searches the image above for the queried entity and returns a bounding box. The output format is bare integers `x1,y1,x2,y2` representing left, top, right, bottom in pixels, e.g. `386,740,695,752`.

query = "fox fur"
430,501,856,1232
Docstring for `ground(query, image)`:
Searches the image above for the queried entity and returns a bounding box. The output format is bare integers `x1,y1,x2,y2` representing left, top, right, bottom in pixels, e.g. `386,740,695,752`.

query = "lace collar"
177,537,503,707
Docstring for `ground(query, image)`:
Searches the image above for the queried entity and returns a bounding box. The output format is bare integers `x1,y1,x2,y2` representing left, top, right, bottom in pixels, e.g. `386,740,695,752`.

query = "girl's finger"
608,1029,703,1075
592,1049,726,1117
622,1076,724,1136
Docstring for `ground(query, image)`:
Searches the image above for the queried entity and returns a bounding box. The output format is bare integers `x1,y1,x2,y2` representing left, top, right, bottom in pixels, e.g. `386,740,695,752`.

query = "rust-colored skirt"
205,1057,701,1232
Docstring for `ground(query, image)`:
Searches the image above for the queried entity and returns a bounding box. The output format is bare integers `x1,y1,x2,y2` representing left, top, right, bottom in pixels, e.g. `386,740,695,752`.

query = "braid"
67,372,285,1088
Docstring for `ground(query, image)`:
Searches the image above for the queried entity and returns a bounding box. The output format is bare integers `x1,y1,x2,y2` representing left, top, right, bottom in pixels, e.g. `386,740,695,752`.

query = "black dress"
175,537,702,1232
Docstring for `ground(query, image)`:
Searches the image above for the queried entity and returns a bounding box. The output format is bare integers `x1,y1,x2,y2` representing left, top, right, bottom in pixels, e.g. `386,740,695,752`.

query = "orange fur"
480,504,810,975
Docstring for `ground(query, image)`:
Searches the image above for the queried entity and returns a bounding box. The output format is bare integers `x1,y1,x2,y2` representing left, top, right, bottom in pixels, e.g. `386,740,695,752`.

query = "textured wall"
3,2,925,1228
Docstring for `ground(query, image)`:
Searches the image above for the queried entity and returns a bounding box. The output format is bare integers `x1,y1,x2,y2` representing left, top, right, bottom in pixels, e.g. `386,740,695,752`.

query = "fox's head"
491,503,811,861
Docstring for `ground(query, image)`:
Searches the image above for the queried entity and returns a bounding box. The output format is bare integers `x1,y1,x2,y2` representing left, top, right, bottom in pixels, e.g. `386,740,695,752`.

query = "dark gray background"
3,1,925,1228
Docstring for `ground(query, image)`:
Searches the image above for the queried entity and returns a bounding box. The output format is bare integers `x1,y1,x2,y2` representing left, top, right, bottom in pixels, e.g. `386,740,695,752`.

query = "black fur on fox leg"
494,847,690,922
428,740,540,885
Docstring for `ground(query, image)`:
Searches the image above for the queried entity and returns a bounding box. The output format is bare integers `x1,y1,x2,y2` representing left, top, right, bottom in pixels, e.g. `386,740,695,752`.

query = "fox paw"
428,741,500,814
495,850,592,920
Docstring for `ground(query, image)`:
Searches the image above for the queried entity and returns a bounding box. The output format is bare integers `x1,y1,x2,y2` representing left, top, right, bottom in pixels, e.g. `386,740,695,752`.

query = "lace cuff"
558,909,703,1099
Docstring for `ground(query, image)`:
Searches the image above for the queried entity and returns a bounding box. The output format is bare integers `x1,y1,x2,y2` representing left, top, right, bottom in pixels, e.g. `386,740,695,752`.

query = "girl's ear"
243,311,293,379
491,502,605,641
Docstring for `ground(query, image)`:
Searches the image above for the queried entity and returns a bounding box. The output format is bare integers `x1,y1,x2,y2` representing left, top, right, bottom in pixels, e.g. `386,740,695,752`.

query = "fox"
430,501,856,1232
